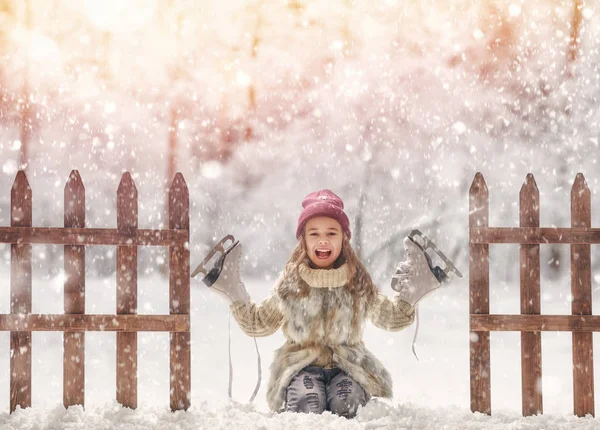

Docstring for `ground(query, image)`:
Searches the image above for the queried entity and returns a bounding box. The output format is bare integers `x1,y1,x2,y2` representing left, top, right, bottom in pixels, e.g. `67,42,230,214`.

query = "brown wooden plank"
169,173,190,411
471,314,600,332
10,170,32,412
469,172,491,414
0,227,187,246
519,174,542,415
470,227,600,244
64,170,86,408
116,172,138,409
0,314,190,332
571,173,594,417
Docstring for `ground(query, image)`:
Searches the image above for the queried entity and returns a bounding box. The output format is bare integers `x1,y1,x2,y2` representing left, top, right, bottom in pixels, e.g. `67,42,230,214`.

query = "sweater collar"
298,262,349,289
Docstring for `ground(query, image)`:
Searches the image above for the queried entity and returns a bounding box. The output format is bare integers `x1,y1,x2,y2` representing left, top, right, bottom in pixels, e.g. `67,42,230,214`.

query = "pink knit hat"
296,189,351,239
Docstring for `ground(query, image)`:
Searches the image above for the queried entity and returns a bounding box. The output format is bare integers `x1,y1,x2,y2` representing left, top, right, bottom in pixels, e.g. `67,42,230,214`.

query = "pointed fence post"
10,170,32,412
520,174,542,415
117,172,138,409
64,170,86,408
469,172,491,414
169,173,190,411
571,173,594,417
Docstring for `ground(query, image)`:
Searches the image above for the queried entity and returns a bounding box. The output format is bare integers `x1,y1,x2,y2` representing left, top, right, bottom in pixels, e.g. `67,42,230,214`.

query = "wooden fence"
0,170,190,413
470,172,597,417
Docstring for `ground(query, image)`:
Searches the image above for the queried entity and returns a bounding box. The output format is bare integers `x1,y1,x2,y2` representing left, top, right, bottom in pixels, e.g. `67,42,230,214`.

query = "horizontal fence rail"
471,315,600,332
0,314,190,332
0,170,191,413
0,227,188,246
469,172,596,418
470,227,600,244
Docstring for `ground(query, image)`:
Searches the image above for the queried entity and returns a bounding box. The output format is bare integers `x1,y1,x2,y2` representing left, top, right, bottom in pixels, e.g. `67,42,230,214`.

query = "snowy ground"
0,270,599,429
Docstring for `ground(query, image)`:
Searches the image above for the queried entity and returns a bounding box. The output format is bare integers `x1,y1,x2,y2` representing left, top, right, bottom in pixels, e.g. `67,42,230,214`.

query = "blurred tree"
217,0,262,151
0,0,11,52
567,0,584,67
18,0,31,171
0,0,34,171
445,0,519,80
245,0,261,142
341,0,353,57
166,4,185,208
0,0,12,120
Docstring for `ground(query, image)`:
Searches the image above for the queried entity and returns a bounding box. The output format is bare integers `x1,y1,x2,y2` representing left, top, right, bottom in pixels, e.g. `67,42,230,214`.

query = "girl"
203,189,442,418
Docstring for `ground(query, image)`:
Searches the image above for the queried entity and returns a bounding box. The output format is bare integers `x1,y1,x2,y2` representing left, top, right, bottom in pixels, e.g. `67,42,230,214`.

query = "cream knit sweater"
230,263,415,347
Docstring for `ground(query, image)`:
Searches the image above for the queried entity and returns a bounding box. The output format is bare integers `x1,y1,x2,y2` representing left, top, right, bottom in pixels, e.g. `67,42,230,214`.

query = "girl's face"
304,216,343,269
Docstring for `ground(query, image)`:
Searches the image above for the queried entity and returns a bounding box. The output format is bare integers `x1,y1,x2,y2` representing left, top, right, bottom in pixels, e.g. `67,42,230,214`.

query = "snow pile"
0,275,598,428
1,400,597,430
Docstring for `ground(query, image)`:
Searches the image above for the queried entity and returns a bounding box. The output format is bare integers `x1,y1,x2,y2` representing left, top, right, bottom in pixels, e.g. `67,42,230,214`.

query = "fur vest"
265,262,402,411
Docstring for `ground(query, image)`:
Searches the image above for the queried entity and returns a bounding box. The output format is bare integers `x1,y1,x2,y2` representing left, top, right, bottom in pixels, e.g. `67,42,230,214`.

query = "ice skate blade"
408,229,463,282
191,235,238,286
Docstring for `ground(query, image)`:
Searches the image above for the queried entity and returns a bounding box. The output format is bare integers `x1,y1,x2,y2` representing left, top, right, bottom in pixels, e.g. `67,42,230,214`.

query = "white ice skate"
191,235,259,401
391,229,462,306
392,230,462,360
191,235,249,304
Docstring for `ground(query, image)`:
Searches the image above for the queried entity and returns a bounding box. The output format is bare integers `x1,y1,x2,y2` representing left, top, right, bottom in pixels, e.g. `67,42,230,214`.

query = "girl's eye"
328,232,337,236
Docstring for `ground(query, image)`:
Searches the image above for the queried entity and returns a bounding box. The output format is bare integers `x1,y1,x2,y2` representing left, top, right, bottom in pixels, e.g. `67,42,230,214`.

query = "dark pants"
285,366,368,418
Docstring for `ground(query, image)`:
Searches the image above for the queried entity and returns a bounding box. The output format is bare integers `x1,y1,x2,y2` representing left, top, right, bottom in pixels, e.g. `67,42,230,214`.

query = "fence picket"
117,173,138,409
64,170,86,407
519,174,542,415
10,171,32,412
469,172,491,414
470,172,600,417
169,173,190,411
0,170,190,413
571,173,594,417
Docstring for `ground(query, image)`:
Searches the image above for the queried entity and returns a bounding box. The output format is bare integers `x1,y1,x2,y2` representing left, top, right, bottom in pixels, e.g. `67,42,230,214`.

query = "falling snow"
1,0,600,428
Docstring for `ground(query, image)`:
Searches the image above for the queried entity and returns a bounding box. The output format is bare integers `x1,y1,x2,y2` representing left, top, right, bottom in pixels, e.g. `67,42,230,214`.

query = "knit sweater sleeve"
230,292,283,337
368,292,416,331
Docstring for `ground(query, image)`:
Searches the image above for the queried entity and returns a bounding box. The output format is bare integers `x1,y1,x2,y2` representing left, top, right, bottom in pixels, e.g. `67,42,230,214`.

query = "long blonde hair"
283,234,377,301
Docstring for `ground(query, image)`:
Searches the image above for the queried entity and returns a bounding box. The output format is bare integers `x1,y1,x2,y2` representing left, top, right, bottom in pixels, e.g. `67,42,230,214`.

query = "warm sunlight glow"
9,25,63,80
235,71,252,87
82,0,158,33
508,4,522,17
582,7,594,20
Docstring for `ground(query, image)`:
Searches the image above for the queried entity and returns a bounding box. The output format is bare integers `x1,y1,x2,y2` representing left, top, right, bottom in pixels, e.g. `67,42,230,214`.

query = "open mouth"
315,249,332,259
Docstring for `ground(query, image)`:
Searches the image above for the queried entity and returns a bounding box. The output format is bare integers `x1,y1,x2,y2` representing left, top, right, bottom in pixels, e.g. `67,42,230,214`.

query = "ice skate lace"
215,252,262,404
393,261,421,361
412,307,420,360
240,299,262,403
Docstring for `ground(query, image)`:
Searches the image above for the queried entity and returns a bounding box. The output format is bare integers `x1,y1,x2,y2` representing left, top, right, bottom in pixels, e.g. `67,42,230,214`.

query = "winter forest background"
0,0,600,427
0,0,598,284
